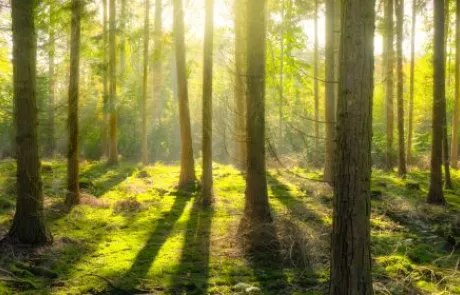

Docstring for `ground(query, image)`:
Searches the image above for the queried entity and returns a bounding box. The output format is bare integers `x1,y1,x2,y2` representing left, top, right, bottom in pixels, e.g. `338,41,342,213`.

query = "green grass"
0,160,459,294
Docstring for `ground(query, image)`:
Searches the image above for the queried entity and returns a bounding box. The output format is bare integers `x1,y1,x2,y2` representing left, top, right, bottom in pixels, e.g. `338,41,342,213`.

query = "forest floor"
0,160,459,294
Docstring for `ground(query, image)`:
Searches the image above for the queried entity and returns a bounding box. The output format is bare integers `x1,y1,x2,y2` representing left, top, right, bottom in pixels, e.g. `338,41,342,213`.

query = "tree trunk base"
7,214,52,245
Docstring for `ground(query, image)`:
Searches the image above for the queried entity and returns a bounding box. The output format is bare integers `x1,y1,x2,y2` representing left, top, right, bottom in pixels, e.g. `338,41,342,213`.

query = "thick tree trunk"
201,0,214,206
428,0,447,205
407,0,416,165
384,0,395,171
8,0,52,245
314,0,320,153
324,0,335,184
234,0,247,171
329,0,375,292
102,0,109,158
153,0,162,126
65,0,82,207
107,0,118,165
47,8,55,158
452,0,460,169
241,0,272,246
396,0,407,176
174,0,196,188
141,0,150,165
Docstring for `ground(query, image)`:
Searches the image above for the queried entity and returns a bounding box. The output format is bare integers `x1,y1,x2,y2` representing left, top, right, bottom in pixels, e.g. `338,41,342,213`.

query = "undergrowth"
0,160,459,294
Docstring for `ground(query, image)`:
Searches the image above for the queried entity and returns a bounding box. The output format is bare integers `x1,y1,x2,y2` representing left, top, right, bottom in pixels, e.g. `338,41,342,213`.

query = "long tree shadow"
115,192,193,292
169,198,214,294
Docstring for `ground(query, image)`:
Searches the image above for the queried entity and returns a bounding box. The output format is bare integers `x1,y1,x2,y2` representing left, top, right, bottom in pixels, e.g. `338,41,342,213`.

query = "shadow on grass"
81,162,136,197
169,198,214,294
116,192,193,292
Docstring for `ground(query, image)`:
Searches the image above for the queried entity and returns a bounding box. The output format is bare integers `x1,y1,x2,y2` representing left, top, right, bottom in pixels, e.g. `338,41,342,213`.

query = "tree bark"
396,0,407,176
65,0,82,207
46,6,55,158
234,0,247,171
201,0,214,206
324,0,336,184
141,0,150,165
8,0,52,245
107,0,118,165
384,0,395,171
407,0,416,165
242,0,272,234
102,0,109,158
452,0,460,169
152,0,162,126
443,0,453,189
427,0,447,205
314,0,320,153
329,0,375,292
174,0,196,188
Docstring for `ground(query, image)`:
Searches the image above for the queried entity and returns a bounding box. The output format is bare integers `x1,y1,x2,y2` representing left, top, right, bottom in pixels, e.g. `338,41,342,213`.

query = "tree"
323,0,336,184
453,0,460,169
141,0,150,165
240,0,272,247
234,0,247,171
427,0,447,205
152,0,162,126
396,0,406,176
108,0,118,165
407,0,416,164
201,0,214,206
102,0,109,158
384,0,395,171
46,4,56,158
443,0,453,189
65,0,82,207
8,0,52,244
329,0,375,292
313,0,320,153
174,0,196,188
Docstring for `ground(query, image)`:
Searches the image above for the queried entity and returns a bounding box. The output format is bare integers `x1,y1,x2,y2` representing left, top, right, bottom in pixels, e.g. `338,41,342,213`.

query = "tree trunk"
46,7,55,158
407,0,416,165
174,0,196,188
108,0,118,165
102,0,109,158
234,0,247,171
396,0,406,176
241,0,272,244
141,0,150,165
324,0,335,184
314,0,320,153
384,0,395,171
153,0,162,127
119,0,126,80
279,0,285,150
65,0,82,207
427,0,447,205
8,0,52,245
329,0,375,292
452,0,460,169
443,0,453,189
201,0,214,206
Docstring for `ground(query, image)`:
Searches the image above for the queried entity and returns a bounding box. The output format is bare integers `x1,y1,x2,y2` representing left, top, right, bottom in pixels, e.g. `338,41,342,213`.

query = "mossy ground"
0,160,459,294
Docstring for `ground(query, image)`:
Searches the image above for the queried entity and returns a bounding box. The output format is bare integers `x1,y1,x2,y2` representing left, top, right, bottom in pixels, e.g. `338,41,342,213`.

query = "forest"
0,0,460,294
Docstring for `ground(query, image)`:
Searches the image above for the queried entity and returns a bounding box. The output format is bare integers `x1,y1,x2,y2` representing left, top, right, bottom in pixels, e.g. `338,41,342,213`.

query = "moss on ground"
0,160,459,294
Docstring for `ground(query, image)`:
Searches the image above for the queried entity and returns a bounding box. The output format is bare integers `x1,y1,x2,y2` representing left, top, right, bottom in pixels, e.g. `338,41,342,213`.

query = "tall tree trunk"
324,0,335,184
234,0,247,171
201,0,214,206
407,0,416,165
384,0,395,171
153,0,162,127
174,0,196,188
8,0,52,245
452,0,460,169
119,0,126,79
428,0,448,205
47,7,55,158
396,0,407,176
279,0,285,150
102,0,109,158
443,0,453,189
330,0,375,292
141,0,150,165
314,0,320,153
241,0,272,246
108,0,118,165
66,0,82,207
